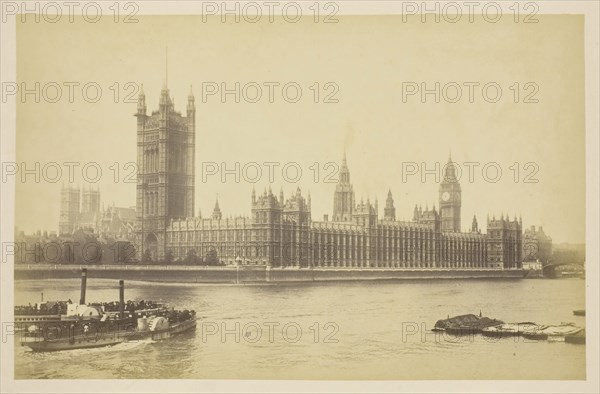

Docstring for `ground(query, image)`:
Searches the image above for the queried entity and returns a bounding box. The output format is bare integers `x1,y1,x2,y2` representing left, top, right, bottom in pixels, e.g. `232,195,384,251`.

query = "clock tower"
439,154,461,232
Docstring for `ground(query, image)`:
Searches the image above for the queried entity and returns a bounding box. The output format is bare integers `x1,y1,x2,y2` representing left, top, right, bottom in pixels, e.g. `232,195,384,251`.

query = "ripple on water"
14,278,586,380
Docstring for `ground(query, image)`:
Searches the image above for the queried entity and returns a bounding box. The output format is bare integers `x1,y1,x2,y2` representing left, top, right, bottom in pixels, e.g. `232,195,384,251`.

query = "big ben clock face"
441,192,450,202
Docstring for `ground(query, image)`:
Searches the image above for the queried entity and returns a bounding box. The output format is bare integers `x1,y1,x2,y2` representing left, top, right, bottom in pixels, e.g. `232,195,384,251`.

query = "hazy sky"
15,15,585,243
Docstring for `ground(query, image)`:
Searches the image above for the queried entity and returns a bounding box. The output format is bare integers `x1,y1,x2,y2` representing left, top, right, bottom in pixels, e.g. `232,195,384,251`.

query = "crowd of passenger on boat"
16,299,194,326
167,309,194,323
14,301,70,316
89,299,163,313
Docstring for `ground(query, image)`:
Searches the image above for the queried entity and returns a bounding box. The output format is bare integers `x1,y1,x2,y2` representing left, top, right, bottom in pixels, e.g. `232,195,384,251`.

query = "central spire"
159,48,171,109
443,151,458,182
212,196,222,220
339,151,350,184
332,150,354,222
164,46,168,89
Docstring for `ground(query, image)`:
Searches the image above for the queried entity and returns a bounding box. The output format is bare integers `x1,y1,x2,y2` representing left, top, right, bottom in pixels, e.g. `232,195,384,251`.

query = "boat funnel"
119,280,125,318
79,268,87,305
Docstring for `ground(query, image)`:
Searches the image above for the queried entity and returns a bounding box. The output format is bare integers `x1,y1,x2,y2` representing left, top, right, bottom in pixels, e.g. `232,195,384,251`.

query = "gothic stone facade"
135,84,195,260
138,89,522,269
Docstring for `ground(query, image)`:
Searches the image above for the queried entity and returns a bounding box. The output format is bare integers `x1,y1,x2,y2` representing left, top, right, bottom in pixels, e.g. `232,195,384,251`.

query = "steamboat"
19,269,196,352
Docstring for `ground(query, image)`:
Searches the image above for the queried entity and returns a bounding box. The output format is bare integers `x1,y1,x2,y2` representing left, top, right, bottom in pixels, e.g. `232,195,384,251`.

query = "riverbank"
14,264,526,283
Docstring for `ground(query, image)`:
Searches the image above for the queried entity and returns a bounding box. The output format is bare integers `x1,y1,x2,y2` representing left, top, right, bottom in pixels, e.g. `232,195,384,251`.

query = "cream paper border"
1,1,598,392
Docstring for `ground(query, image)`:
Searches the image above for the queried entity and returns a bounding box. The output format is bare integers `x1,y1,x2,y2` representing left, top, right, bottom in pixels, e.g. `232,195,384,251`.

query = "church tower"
59,184,80,235
81,185,100,215
471,215,479,232
384,189,396,221
135,82,196,261
212,198,222,220
252,188,283,266
333,152,355,222
439,154,461,232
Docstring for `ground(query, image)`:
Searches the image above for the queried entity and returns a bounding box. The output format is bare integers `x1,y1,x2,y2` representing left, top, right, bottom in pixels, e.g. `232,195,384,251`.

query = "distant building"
98,206,136,238
58,185,135,239
77,186,101,231
136,86,523,268
59,184,80,235
81,186,101,216
522,225,552,264
551,243,584,266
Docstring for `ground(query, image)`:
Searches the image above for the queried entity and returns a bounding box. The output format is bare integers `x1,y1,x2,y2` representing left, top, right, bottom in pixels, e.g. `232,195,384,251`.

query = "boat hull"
481,323,539,338
565,329,586,344
22,318,196,352
522,325,583,341
445,326,481,335
23,335,132,351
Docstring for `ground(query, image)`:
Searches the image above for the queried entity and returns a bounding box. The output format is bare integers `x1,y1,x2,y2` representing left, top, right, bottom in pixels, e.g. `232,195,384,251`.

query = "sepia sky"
15,15,585,243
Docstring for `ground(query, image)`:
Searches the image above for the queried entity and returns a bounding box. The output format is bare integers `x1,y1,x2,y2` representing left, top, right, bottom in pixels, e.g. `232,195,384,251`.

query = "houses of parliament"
135,85,523,269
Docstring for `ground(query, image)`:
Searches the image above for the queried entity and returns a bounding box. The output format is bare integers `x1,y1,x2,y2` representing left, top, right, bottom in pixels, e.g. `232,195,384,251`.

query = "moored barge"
434,313,503,335
481,322,538,338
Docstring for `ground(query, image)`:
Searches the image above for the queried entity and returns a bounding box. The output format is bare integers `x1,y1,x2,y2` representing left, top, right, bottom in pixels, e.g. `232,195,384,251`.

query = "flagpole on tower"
165,46,168,87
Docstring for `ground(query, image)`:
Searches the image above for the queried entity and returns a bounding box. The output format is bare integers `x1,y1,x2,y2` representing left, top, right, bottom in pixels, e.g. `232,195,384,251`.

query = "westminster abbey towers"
136,84,196,260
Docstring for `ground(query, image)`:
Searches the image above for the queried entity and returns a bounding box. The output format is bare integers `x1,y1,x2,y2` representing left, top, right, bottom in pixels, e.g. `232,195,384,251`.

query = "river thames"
14,278,585,380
